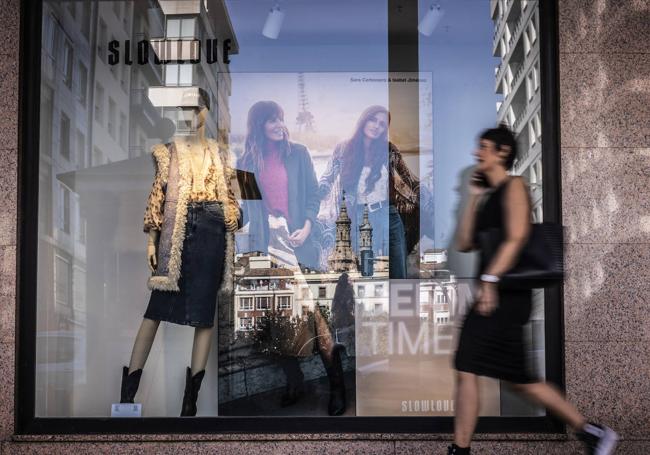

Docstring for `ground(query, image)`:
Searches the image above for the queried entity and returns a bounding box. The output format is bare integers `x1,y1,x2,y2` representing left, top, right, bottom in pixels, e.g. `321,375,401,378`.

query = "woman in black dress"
450,125,617,455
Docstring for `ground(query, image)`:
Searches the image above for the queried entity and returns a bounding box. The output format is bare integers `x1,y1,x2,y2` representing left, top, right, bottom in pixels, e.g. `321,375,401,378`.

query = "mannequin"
120,101,239,416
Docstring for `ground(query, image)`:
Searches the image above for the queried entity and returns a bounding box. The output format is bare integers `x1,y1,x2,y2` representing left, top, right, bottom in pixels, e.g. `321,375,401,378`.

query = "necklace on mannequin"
186,140,208,184
192,150,207,181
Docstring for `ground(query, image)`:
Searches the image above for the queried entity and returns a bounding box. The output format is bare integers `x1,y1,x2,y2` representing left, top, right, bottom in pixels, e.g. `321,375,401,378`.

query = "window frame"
239,297,253,311
16,0,564,435
277,295,292,310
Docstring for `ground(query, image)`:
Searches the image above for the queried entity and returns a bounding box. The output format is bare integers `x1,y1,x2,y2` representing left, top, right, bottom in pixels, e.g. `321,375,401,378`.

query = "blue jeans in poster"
389,205,407,279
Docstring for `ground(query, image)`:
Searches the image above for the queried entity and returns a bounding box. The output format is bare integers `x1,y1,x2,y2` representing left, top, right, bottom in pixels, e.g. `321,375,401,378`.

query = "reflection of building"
419,278,457,325
328,194,358,273
419,248,452,280
422,248,447,265
492,2,545,408
358,205,374,277
148,0,238,145
234,255,295,332
38,0,239,417
491,0,543,221
354,279,389,315
38,0,140,417
129,0,165,158
234,251,390,333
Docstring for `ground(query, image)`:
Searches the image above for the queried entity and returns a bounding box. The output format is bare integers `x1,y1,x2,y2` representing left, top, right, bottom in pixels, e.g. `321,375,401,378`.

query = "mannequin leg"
120,318,160,403
190,327,214,375
128,318,160,373
181,327,213,416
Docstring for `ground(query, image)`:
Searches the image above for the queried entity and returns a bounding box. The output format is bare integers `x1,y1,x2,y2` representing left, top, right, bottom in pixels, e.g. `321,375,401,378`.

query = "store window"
21,0,560,434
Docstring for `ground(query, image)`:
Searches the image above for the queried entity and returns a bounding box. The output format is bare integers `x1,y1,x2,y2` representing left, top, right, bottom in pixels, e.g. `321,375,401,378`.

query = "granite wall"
1,0,649,453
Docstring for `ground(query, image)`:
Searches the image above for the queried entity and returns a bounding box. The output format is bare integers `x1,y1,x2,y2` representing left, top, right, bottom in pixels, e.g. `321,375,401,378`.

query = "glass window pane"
178,64,192,85
166,18,180,38
415,0,546,418
165,63,178,85
59,112,70,160
180,18,195,38
34,0,547,423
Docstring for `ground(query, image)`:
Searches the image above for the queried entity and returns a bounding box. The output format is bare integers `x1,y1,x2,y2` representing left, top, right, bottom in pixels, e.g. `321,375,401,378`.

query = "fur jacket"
143,139,240,292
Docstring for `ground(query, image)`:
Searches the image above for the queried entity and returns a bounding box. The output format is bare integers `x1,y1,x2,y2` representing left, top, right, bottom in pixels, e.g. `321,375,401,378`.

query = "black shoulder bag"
478,222,564,289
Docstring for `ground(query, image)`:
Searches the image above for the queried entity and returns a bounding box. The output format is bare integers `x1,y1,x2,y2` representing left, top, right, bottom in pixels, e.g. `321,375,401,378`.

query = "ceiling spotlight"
262,4,285,39
418,4,444,37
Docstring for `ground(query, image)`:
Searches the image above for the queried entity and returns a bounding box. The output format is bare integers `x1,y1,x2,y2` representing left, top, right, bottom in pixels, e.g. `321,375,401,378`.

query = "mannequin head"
172,89,210,138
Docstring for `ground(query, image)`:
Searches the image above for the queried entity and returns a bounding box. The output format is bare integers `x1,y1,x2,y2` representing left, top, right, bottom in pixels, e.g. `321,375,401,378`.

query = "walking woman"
450,125,618,455
318,105,419,278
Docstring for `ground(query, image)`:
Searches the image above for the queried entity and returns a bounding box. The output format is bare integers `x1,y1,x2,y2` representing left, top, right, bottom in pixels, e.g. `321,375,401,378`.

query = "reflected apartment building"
492,0,542,221
233,256,392,334
491,0,545,414
37,0,139,416
36,0,235,416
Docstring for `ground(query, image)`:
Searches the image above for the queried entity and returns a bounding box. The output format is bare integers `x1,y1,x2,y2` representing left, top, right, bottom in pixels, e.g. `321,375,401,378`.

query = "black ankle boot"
448,444,470,454
324,344,346,416
279,356,305,407
180,367,205,416
120,366,142,403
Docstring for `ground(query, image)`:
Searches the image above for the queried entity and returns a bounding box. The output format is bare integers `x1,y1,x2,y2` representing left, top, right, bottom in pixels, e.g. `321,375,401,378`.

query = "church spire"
358,204,374,276
328,191,357,273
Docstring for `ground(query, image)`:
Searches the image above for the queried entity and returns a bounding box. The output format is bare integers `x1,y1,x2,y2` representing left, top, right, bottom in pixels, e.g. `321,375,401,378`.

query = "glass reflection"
34,0,546,420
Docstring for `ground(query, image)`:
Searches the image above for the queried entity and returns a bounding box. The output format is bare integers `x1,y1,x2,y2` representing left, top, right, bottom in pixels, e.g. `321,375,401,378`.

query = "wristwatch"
480,274,500,283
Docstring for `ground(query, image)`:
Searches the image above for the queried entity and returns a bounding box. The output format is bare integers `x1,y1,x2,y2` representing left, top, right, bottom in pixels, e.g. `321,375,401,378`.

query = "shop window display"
29,0,554,428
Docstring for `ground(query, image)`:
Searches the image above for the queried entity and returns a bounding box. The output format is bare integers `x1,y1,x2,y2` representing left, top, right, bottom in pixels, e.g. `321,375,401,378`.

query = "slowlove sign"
107,38,232,66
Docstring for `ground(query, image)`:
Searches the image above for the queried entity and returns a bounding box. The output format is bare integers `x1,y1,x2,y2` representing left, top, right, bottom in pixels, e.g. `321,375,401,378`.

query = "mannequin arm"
147,230,159,272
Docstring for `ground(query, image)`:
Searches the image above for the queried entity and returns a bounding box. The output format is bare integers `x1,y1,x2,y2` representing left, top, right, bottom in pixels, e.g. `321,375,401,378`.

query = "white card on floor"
111,403,142,417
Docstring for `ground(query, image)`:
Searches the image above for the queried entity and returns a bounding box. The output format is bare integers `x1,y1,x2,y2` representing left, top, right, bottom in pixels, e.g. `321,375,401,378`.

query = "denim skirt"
144,201,226,328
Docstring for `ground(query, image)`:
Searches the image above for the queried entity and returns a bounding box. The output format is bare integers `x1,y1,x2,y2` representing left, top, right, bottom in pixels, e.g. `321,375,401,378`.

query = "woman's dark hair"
340,105,390,196
479,123,518,170
241,100,290,171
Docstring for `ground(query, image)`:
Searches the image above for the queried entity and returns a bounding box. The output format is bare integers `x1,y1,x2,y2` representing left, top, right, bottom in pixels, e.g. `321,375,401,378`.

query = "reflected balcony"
130,87,161,135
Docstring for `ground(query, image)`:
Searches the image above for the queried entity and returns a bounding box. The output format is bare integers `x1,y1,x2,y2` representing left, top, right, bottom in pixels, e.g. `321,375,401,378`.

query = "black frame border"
16,0,564,435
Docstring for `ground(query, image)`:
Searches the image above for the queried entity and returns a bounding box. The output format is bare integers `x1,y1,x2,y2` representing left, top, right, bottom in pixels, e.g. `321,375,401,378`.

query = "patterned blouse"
143,141,240,232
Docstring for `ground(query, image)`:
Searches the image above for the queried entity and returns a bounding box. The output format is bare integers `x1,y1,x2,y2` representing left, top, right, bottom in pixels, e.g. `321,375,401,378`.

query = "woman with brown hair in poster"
237,100,349,415
318,105,420,278
237,100,321,270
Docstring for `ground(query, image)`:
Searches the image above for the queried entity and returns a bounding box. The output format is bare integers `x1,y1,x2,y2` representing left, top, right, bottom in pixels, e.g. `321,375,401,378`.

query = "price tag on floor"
110,403,142,417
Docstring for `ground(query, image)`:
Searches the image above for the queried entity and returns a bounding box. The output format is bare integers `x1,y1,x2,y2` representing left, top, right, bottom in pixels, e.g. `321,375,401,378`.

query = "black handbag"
478,222,564,289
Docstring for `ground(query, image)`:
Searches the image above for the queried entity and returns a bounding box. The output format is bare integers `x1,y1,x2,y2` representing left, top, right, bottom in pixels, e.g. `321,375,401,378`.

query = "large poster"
215,71,499,416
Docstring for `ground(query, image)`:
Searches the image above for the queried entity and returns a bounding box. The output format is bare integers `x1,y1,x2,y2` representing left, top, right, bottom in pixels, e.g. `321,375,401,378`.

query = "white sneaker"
578,422,619,455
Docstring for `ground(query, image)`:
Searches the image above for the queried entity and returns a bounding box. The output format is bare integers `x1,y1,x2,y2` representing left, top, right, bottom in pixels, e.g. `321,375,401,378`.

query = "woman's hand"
289,219,312,247
469,171,488,196
475,281,498,316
